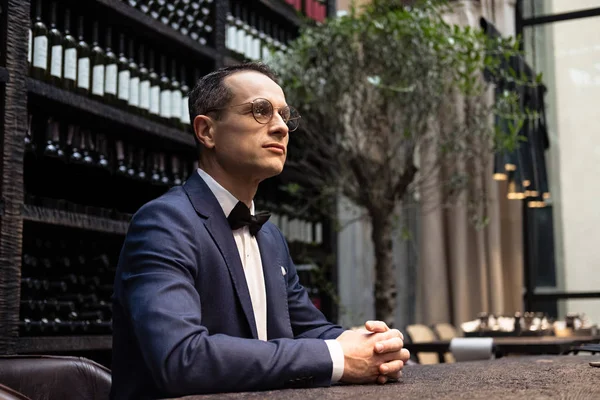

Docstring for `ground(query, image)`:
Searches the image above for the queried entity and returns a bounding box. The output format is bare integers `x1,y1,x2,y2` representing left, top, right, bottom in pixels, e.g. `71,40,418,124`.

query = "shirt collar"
196,168,255,217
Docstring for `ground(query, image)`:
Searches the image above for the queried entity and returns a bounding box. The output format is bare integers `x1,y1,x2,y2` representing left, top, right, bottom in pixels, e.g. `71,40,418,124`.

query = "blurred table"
165,355,600,399
405,335,600,358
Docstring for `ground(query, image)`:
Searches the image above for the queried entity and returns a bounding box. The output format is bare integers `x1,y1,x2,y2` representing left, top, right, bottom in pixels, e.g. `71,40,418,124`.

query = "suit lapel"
256,228,292,339
183,173,258,339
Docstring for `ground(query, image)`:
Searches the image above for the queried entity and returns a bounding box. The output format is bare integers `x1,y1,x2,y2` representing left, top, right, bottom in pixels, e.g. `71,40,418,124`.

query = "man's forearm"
148,333,334,396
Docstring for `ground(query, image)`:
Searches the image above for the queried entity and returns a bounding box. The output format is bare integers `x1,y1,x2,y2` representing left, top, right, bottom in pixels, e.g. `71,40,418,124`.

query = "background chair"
405,324,443,364
434,322,462,363
0,355,111,400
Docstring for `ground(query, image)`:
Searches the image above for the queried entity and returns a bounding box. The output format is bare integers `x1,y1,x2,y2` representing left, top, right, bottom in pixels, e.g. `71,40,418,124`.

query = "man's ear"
193,115,216,149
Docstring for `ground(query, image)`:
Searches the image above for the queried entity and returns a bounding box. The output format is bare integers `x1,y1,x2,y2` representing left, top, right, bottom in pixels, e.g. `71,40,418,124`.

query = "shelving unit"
27,79,195,147
94,0,220,61
16,336,112,353
0,0,337,365
22,205,130,235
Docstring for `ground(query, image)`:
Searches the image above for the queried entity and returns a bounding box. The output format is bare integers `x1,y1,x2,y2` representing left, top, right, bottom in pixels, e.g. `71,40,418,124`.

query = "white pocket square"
281,266,287,276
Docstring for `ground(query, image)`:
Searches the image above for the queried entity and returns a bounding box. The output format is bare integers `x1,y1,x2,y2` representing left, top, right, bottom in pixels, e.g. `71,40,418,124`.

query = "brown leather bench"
0,355,111,400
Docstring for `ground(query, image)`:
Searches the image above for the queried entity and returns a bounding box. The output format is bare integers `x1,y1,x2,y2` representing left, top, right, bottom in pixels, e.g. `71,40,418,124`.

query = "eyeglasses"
206,98,301,132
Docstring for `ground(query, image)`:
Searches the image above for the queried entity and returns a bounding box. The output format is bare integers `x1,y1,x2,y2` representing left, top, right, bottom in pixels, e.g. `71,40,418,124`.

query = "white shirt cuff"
324,339,345,383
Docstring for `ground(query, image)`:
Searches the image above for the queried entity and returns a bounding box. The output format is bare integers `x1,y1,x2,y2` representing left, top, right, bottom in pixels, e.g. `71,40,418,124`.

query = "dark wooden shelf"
0,67,9,83
27,79,195,148
94,0,218,61
22,205,130,235
258,0,303,26
16,336,112,353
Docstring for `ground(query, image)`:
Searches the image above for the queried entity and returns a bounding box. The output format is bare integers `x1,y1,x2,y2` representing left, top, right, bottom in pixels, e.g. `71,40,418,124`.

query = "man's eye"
279,109,291,121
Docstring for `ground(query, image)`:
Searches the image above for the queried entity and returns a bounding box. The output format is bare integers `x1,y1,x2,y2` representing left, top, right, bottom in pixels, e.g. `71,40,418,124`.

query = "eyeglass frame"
204,98,302,132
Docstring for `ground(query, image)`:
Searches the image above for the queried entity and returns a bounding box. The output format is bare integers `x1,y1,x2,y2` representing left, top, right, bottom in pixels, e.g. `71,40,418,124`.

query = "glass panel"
522,16,600,325
523,0,600,19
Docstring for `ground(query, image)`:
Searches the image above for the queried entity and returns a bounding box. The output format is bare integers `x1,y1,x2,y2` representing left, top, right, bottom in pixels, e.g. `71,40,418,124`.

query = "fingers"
400,348,411,362
374,337,404,354
376,370,403,385
363,322,406,342
390,370,403,381
379,359,404,376
365,320,389,333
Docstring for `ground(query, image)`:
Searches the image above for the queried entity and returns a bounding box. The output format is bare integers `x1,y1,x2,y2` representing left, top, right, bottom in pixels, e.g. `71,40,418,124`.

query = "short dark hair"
188,62,279,157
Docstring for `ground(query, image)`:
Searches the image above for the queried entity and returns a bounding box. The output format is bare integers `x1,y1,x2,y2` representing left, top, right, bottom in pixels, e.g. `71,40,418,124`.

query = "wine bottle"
178,16,190,37
262,20,274,62
126,144,137,178
159,55,171,121
43,118,64,159
149,1,164,20
93,133,111,211
31,0,48,80
272,24,282,54
62,8,77,91
24,113,38,197
181,159,190,181
136,148,147,181
95,133,110,170
76,16,90,95
28,15,33,66
199,5,211,21
173,0,188,21
47,2,63,85
80,130,95,166
67,124,83,163
258,16,267,61
251,13,261,60
150,153,161,184
127,39,140,111
158,153,170,186
158,3,173,26
148,50,160,120
171,155,182,186
234,4,245,56
226,12,236,51
179,65,190,127
104,27,118,104
117,33,130,108
244,11,254,60
138,45,150,116
241,6,251,59
188,19,206,45
170,60,182,128
137,0,151,14
90,21,105,100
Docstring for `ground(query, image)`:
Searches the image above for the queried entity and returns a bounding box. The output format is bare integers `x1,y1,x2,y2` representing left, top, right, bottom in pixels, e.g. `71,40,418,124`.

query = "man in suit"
111,62,410,400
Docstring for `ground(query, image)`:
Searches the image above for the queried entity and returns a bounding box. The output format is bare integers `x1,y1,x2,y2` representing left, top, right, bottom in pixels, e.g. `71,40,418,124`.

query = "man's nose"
270,112,289,137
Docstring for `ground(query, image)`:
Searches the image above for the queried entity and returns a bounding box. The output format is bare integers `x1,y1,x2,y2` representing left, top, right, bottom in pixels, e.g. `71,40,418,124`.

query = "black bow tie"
227,201,271,236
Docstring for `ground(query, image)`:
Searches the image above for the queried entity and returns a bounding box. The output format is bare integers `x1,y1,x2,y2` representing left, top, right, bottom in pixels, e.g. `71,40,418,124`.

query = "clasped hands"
336,320,410,385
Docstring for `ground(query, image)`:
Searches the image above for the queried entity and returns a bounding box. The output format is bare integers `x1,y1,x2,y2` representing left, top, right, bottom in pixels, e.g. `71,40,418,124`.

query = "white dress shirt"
197,169,344,382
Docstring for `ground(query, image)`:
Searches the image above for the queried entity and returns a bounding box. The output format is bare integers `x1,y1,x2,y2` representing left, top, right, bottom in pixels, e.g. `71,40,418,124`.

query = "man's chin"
259,162,285,180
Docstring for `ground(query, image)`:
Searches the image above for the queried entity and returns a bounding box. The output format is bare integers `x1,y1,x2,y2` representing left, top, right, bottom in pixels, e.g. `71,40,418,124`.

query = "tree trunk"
370,211,397,327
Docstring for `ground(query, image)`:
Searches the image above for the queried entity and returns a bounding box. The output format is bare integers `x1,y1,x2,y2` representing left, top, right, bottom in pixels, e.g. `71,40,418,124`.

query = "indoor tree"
271,0,535,326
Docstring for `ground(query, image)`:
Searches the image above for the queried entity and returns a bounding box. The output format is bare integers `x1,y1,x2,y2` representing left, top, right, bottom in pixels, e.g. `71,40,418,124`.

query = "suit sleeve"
270,226,346,341
115,201,335,397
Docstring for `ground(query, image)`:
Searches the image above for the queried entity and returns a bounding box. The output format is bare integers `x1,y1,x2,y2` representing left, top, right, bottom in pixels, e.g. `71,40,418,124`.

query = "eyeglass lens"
252,99,300,131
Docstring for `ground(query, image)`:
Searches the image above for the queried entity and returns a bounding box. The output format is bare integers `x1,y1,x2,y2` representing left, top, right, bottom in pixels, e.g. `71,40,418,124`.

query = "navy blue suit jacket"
110,172,345,399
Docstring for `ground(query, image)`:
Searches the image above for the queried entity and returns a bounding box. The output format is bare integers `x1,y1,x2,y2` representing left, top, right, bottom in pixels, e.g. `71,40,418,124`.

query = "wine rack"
0,0,335,367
